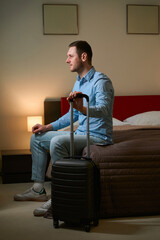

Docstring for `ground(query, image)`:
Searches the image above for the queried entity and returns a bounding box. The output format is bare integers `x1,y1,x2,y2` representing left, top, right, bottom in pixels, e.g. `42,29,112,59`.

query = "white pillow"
113,118,127,126
123,111,160,126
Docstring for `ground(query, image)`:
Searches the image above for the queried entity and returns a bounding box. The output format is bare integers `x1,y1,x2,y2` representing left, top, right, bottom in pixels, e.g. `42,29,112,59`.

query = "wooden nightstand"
1,150,32,184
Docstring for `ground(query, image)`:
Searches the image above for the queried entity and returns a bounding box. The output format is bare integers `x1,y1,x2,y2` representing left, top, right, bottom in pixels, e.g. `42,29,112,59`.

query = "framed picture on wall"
127,4,159,34
43,4,78,35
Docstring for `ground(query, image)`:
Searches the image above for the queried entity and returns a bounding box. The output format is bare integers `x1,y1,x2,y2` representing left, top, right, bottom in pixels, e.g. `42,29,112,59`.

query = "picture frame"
43,4,78,35
126,4,159,34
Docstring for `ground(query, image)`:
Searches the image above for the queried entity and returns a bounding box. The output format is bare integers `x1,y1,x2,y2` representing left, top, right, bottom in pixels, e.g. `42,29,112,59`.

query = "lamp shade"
27,116,42,132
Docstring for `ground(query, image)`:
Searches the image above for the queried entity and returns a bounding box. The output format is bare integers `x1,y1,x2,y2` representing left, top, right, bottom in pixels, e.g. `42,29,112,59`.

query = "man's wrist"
81,106,87,115
45,124,53,131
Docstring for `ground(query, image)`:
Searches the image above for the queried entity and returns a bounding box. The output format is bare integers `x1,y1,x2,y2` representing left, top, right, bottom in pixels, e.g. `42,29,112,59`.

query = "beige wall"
0,0,160,150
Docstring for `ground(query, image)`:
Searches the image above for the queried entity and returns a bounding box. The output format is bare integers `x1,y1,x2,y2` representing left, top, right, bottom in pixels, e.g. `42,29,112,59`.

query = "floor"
0,181,160,240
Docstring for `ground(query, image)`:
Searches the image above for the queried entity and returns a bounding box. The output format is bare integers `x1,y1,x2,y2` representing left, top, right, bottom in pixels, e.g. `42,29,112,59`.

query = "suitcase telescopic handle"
75,93,89,102
69,93,89,102
69,93,90,159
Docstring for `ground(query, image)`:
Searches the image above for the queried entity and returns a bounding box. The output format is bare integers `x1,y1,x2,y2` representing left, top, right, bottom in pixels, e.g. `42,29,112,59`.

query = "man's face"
66,46,83,73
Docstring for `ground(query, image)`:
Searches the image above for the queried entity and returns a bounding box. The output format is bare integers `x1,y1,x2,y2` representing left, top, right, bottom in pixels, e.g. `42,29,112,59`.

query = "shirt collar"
76,67,95,82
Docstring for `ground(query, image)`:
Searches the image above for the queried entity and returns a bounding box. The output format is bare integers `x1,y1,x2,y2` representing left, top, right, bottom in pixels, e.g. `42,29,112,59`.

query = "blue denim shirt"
51,67,114,144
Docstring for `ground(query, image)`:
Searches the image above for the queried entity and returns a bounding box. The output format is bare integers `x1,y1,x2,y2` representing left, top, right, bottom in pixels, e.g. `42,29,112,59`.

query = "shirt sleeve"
51,108,78,131
89,76,114,118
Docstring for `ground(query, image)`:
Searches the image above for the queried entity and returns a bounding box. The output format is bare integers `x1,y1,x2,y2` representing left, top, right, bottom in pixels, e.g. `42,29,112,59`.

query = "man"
14,40,114,217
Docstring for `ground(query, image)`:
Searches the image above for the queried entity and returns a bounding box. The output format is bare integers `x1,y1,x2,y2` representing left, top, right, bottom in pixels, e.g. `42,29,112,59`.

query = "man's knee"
50,135,69,148
50,135,70,155
30,134,36,148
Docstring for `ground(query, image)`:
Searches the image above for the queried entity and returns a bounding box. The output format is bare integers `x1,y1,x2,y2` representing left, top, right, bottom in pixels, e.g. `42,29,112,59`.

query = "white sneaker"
14,188,48,202
33,199,51,216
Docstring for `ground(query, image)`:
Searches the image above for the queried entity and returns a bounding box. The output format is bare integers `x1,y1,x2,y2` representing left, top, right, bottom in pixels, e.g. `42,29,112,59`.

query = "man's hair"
69,40,93,64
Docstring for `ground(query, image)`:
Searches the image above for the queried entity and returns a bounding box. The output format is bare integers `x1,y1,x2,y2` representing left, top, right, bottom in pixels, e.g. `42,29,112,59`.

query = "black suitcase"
51,94,100,232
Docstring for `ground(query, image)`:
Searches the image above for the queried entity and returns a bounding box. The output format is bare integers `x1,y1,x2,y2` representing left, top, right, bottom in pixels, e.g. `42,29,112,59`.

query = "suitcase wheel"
53,219,59,228
84,224,91,232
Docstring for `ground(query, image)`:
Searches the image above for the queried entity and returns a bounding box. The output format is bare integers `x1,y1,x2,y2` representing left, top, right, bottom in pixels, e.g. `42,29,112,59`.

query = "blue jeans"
30,131,105,182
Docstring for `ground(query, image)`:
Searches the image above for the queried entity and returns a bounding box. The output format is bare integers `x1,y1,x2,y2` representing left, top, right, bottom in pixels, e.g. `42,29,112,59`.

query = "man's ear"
81,52,87,62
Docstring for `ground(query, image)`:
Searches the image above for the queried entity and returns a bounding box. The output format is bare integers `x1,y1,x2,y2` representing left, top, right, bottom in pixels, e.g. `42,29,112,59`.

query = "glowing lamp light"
27,116,42,132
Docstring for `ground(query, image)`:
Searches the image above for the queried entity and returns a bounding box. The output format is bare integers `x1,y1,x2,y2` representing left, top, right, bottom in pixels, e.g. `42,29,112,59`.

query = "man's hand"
67,91,87,115
32,123,53,134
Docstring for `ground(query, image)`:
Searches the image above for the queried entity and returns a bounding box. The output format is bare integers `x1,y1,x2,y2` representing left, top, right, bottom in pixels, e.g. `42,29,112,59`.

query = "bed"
45,95,160,218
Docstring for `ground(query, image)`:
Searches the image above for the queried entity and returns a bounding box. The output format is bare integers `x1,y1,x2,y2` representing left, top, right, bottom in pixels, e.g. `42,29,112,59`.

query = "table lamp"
27,116,42,132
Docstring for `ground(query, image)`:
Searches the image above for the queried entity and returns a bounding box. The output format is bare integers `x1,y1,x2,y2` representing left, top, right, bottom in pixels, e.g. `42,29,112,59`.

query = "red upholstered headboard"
61,97,70,116
113,95,160,121
61,95,160,121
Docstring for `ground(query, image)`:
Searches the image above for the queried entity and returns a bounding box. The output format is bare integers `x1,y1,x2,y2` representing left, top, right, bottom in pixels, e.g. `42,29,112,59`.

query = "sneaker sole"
33,210,47,217
14,196,48,202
